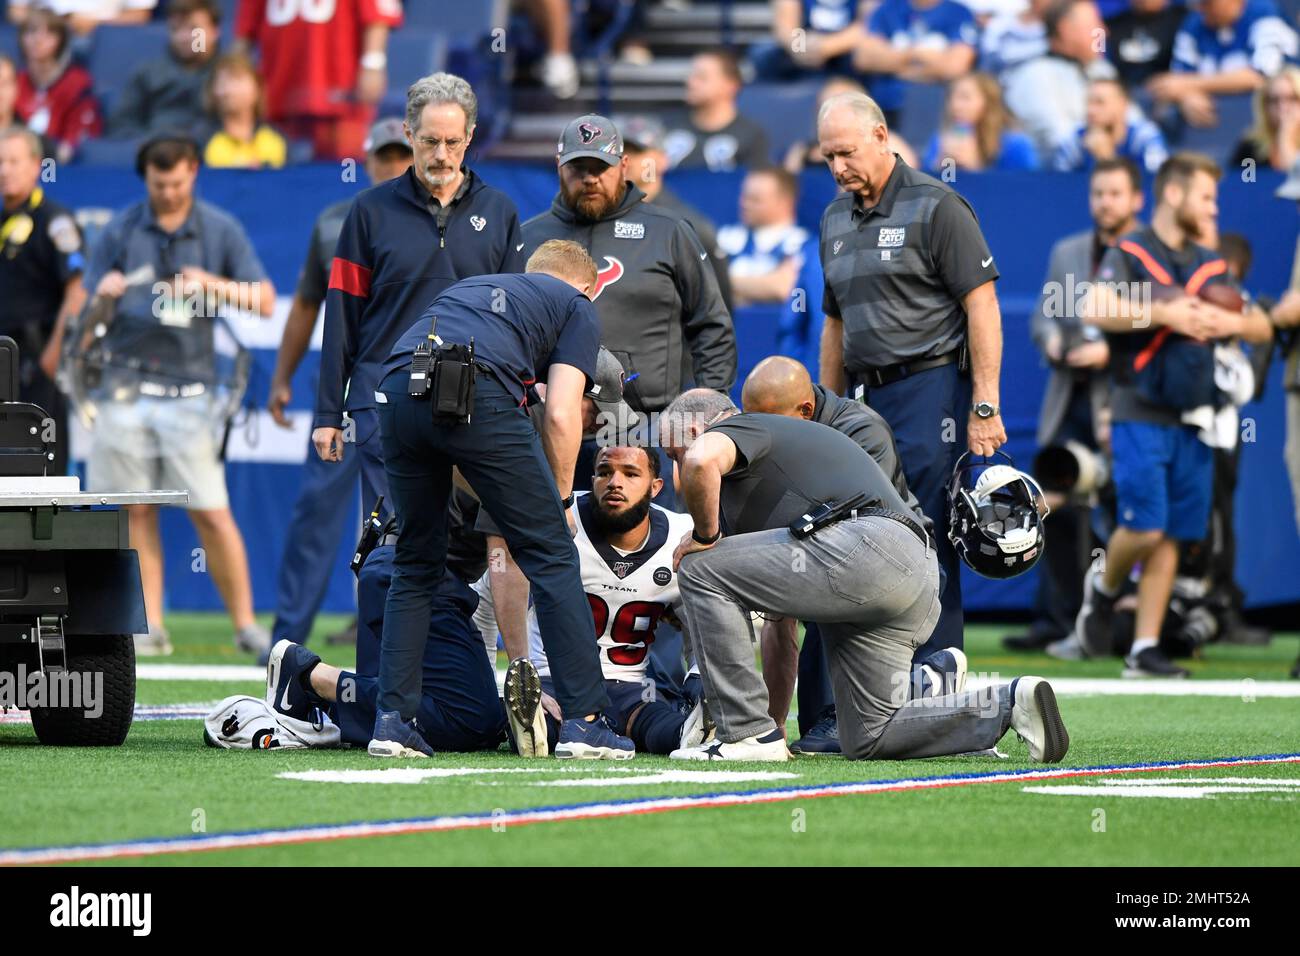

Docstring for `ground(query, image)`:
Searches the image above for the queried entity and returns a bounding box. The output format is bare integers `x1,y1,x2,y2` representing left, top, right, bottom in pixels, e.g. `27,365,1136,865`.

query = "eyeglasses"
416,137,466,151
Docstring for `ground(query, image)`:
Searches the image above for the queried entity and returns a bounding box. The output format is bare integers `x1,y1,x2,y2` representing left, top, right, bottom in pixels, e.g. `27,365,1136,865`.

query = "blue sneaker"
790,713,841,755
368,709,433,758
555,714,634,760
265,639,322,720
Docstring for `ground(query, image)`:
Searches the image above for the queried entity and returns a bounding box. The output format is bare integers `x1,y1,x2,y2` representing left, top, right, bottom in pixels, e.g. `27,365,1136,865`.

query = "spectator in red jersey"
234,0,401,161
14,6,101,164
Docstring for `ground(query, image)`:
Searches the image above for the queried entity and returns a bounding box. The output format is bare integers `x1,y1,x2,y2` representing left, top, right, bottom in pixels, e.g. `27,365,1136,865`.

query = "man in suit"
1005,157,1142,654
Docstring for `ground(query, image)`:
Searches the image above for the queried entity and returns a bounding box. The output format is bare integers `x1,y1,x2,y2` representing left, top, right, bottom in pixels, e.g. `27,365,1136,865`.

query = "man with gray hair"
312,73,527,526
661,388,1069,764
817,89,1006,659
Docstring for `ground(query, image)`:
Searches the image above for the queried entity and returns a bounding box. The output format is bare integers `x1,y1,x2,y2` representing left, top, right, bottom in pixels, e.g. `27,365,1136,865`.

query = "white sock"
1130,636,1158,657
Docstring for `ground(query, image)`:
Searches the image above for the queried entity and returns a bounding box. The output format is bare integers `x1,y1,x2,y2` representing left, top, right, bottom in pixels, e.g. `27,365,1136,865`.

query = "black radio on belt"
789,492,870,539
407,312,477,424
350,496,386,576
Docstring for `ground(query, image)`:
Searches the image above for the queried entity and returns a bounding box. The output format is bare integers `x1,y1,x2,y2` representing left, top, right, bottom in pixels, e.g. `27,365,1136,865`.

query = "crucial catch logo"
50,885,151,936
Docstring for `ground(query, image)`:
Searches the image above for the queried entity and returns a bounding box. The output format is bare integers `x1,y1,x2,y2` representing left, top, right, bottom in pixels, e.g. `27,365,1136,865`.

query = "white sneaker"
670,727,788,761
1009,677,1070,763
134,627,172,657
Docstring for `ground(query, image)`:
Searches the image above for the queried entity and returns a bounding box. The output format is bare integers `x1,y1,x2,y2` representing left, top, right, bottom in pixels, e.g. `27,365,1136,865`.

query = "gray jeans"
677,515,1012,760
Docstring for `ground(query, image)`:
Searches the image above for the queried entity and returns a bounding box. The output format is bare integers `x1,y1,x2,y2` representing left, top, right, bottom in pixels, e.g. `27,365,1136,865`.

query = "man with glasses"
312,72,527,519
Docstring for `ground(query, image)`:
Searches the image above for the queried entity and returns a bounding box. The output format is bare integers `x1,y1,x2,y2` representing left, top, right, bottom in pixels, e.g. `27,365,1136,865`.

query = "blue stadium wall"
49,163,1300,615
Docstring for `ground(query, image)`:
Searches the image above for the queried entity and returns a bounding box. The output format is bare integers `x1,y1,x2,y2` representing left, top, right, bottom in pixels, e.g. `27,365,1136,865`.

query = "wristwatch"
692,528,722,546
972,401,999,419
562,493,575,509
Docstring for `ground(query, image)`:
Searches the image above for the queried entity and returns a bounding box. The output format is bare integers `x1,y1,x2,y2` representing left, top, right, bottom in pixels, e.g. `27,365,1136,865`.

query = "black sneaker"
1123,646,1190,679
791,713,841,754
1075,557,1118,658
1002,631,1060,652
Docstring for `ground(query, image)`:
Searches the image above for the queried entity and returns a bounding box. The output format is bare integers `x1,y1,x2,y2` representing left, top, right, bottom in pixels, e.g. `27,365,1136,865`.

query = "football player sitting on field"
473,445,709,758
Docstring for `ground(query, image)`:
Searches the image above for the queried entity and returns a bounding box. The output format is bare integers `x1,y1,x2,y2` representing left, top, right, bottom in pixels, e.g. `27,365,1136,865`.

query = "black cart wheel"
29,634,136,746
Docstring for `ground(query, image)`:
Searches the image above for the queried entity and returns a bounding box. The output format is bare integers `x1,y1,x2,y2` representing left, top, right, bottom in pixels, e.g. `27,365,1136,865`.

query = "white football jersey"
471,493,693,683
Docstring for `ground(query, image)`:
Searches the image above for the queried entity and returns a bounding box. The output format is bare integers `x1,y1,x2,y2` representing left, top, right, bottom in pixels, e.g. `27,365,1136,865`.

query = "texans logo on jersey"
592,255,624,300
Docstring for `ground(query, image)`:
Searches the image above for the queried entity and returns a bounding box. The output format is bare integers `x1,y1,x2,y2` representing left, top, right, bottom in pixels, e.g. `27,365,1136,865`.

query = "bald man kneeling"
741,357,959,753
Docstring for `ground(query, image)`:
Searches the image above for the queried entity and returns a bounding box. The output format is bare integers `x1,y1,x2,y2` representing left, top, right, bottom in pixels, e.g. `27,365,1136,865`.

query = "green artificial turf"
1,617,1297,866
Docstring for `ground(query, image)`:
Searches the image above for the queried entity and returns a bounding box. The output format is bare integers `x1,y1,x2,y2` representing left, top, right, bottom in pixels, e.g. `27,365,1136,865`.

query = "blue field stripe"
3,752,1298,865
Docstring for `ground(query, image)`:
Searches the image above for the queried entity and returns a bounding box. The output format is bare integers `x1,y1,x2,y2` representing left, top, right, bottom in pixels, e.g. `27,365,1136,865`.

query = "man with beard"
472,445,705,758
312,73,526,523
521,112,735,700
1077,152,1273,677
520,113,735,444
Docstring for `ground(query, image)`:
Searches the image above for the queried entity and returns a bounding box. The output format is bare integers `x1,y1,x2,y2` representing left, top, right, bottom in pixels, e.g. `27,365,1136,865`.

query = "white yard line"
136,663,1300,699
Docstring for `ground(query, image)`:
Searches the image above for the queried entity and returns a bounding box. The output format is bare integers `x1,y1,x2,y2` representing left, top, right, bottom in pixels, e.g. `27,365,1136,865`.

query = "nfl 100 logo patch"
878,227,905,248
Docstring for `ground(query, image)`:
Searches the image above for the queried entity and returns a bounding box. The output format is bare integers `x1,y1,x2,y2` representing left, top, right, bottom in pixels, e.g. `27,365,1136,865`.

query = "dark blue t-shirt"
381,273,600,404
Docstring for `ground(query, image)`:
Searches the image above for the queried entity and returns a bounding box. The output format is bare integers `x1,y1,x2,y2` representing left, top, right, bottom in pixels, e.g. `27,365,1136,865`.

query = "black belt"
855,349,959,388
852,507,932,548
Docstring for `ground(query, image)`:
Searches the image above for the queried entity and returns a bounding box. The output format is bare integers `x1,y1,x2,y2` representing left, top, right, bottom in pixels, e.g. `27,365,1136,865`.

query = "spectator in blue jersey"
1105,0,1185,89
719,166,809,307
980,0,1052,81
754,0,866,79
1004,0,1119,159
853,0,979,127
1148,0,1299,128
923,71,1040,172
1230,65,1300,169
775,238,826,371
1054,76,1169,172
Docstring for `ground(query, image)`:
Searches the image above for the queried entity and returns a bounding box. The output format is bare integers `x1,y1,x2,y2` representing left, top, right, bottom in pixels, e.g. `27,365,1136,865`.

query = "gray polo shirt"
84,197,268,387
820,155,998,373
708,413,909,535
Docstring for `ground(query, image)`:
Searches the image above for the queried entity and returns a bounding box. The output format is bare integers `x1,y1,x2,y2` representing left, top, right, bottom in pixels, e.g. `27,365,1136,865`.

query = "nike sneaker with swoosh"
670,727,789,761
265,639,322,721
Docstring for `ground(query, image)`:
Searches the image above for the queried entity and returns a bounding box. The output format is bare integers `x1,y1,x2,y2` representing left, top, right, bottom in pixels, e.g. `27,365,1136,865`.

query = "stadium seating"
86,22,170,118
380,30,450,118
736,79,822,166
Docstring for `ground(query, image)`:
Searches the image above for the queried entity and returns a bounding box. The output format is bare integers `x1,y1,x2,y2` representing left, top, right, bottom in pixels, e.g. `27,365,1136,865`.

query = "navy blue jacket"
315,167,526,429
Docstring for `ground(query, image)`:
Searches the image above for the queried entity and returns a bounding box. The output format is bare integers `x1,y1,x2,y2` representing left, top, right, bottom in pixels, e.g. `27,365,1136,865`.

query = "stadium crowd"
2,0,1300,757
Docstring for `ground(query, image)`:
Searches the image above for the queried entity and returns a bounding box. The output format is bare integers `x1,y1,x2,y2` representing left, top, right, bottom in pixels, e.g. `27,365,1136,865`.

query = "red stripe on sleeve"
329,257,372,298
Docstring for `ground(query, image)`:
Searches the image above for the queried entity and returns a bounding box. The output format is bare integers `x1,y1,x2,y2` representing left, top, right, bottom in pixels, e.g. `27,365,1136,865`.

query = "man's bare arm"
819,314,847,394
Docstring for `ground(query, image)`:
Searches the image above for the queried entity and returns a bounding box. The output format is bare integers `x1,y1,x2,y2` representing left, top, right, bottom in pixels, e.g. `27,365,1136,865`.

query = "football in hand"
1197,283,1245,313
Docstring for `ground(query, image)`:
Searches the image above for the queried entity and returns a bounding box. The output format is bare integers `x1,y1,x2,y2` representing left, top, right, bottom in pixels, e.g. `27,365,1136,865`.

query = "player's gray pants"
676,515,1013,760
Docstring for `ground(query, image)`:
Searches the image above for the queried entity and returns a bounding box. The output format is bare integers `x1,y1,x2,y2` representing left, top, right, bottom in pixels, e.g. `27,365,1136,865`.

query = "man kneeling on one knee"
662,388,1071,763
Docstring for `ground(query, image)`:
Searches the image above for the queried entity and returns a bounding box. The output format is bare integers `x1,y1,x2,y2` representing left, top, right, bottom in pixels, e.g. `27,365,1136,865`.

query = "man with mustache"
472,445,706,758
312,73,526,529
520,112,736,698
1076,152,1273,677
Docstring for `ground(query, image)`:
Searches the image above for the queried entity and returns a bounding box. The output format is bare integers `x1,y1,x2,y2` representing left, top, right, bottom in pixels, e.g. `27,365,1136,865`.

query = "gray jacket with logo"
521,183,736,412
